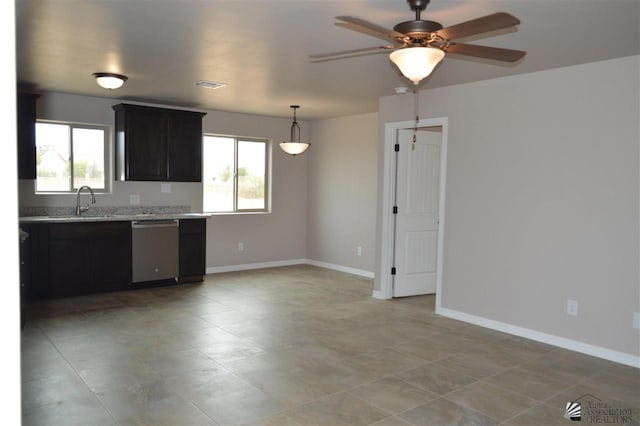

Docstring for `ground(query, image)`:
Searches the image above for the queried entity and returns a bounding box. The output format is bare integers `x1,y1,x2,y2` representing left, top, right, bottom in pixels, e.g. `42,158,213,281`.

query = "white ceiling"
15,0,639,120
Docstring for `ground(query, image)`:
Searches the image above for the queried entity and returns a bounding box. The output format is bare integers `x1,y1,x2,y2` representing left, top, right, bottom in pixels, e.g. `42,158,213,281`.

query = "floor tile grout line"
22,265,638,424
392,395,502,426
475,370,577,405
28,325,122,424
497,401,564,425
441,380,543,423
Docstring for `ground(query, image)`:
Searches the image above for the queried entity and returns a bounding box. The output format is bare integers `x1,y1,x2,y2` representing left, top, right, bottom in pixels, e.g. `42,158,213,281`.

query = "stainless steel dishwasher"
131,220,179,283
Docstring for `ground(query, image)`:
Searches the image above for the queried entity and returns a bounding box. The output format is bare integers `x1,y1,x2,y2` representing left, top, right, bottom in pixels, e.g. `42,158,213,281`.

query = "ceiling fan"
310,0,526,85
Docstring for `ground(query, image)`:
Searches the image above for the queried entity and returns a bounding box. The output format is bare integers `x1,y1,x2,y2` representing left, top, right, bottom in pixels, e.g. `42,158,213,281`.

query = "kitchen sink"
42,214,119,220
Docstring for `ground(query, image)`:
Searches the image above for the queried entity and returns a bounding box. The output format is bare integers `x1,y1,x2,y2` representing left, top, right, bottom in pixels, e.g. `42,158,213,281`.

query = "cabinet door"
167,111,203,182
124,106,168,181
48,222,132,298
179,219,206,282
91,223,132,292
20,223,49,301
49,237,92,298
17,93,38,179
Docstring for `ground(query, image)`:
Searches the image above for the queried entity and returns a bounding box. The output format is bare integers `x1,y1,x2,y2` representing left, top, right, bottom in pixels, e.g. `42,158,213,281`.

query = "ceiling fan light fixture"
280,105,310,156
389,47,445,85
93,72,128,90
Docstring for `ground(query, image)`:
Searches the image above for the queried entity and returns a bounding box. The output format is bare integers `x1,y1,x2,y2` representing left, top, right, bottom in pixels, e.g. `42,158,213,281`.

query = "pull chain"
412,89,419,151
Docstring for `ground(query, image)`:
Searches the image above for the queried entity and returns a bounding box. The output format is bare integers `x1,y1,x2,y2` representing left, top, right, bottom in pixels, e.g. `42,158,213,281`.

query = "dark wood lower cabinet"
29,222,132,300
179,218,206,283
20,218,206,301
20,223,49,302
48,223,132,298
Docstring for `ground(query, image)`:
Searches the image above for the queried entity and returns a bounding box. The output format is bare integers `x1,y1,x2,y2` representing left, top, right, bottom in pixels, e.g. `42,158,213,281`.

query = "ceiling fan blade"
443,43,525,62
309,46,395,62
436,12,520,41
335,16,406,41
335,23,404,45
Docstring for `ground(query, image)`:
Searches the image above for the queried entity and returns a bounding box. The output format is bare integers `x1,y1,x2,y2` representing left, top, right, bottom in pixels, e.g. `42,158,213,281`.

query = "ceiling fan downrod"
408,0,429,20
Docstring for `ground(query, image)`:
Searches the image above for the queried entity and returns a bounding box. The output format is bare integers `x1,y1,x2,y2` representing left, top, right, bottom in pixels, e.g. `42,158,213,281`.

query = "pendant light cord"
412,89,420,151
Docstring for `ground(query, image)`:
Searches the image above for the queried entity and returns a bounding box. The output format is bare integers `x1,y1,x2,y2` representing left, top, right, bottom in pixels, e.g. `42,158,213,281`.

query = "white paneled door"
393,128,442,297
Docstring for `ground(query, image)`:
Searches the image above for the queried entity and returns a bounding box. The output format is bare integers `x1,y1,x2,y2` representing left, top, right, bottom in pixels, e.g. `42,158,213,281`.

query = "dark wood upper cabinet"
115,104,168,181
17,92,39,180
167,110,203,182
113,104,206,182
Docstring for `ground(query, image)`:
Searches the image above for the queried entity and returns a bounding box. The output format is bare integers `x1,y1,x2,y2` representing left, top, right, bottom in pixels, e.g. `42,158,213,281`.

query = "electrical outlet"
633,312,640,330
161,183,171,193
357,246,363,256
238,242,244,252
129,194,140,205
567,299,578,316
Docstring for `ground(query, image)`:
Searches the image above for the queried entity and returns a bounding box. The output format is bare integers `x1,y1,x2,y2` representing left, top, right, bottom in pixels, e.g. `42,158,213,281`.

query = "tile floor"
22,265,639,425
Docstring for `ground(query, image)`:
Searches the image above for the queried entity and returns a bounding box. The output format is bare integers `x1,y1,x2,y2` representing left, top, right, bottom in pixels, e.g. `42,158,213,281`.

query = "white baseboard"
371,290,389,300
437,307,640,368
305,259,375,279
206,259,306,274
207,258,374,279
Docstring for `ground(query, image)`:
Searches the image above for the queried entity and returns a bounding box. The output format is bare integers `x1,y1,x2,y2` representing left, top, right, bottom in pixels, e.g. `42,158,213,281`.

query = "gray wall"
377,56,639,357
307,113,378,274
18,92,309,270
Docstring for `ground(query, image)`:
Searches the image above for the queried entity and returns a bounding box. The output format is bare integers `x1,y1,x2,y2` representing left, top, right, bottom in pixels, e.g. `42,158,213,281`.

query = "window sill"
204,211,271,216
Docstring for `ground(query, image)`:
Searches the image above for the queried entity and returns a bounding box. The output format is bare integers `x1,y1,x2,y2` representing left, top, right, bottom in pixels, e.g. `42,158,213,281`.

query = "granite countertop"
19,212,211,224
19,205,210,223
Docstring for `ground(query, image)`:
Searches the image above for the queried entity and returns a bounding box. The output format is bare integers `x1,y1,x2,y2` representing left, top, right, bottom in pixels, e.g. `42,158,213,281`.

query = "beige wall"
378,56,640,358
307,113,378,274
18,92,309,269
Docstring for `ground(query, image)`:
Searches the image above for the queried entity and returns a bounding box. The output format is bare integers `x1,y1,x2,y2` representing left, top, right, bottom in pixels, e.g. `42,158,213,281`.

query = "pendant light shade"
280,105,310,156
389,47,445,85
93,72,128,90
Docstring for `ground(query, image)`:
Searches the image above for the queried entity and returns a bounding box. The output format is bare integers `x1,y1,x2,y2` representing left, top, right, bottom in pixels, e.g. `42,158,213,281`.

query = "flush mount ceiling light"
389,47,445,85
93,72,128,90
280,105,310,156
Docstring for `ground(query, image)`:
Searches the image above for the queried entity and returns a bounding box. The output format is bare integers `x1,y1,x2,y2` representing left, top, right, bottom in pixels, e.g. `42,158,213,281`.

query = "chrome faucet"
76,185,96,216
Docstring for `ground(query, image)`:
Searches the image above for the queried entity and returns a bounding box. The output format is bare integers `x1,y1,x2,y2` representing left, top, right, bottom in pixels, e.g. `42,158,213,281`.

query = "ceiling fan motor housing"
393,20,443,38
397,0,442,41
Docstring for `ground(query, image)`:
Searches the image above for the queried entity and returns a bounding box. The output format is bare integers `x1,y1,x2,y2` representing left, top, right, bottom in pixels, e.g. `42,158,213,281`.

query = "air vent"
195,80,227,90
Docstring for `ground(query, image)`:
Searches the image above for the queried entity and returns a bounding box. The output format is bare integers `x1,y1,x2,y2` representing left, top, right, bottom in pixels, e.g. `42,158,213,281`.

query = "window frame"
202,133,271,214
34,119,112,194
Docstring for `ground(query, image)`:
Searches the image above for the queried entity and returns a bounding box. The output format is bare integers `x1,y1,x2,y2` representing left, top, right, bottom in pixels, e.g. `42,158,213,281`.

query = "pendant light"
93,72,128,90
389,46,445,85
280,105,310,156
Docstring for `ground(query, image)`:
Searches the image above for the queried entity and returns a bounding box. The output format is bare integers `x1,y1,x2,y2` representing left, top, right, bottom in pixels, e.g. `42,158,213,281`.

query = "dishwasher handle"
131,220,179,229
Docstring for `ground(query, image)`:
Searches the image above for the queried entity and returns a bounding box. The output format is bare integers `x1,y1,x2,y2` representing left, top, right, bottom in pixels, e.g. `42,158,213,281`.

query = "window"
203,135,270,213
35,121,109,193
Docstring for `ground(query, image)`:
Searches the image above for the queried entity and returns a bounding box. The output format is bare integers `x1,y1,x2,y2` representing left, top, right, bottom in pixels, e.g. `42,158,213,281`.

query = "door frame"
376,117,448,312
